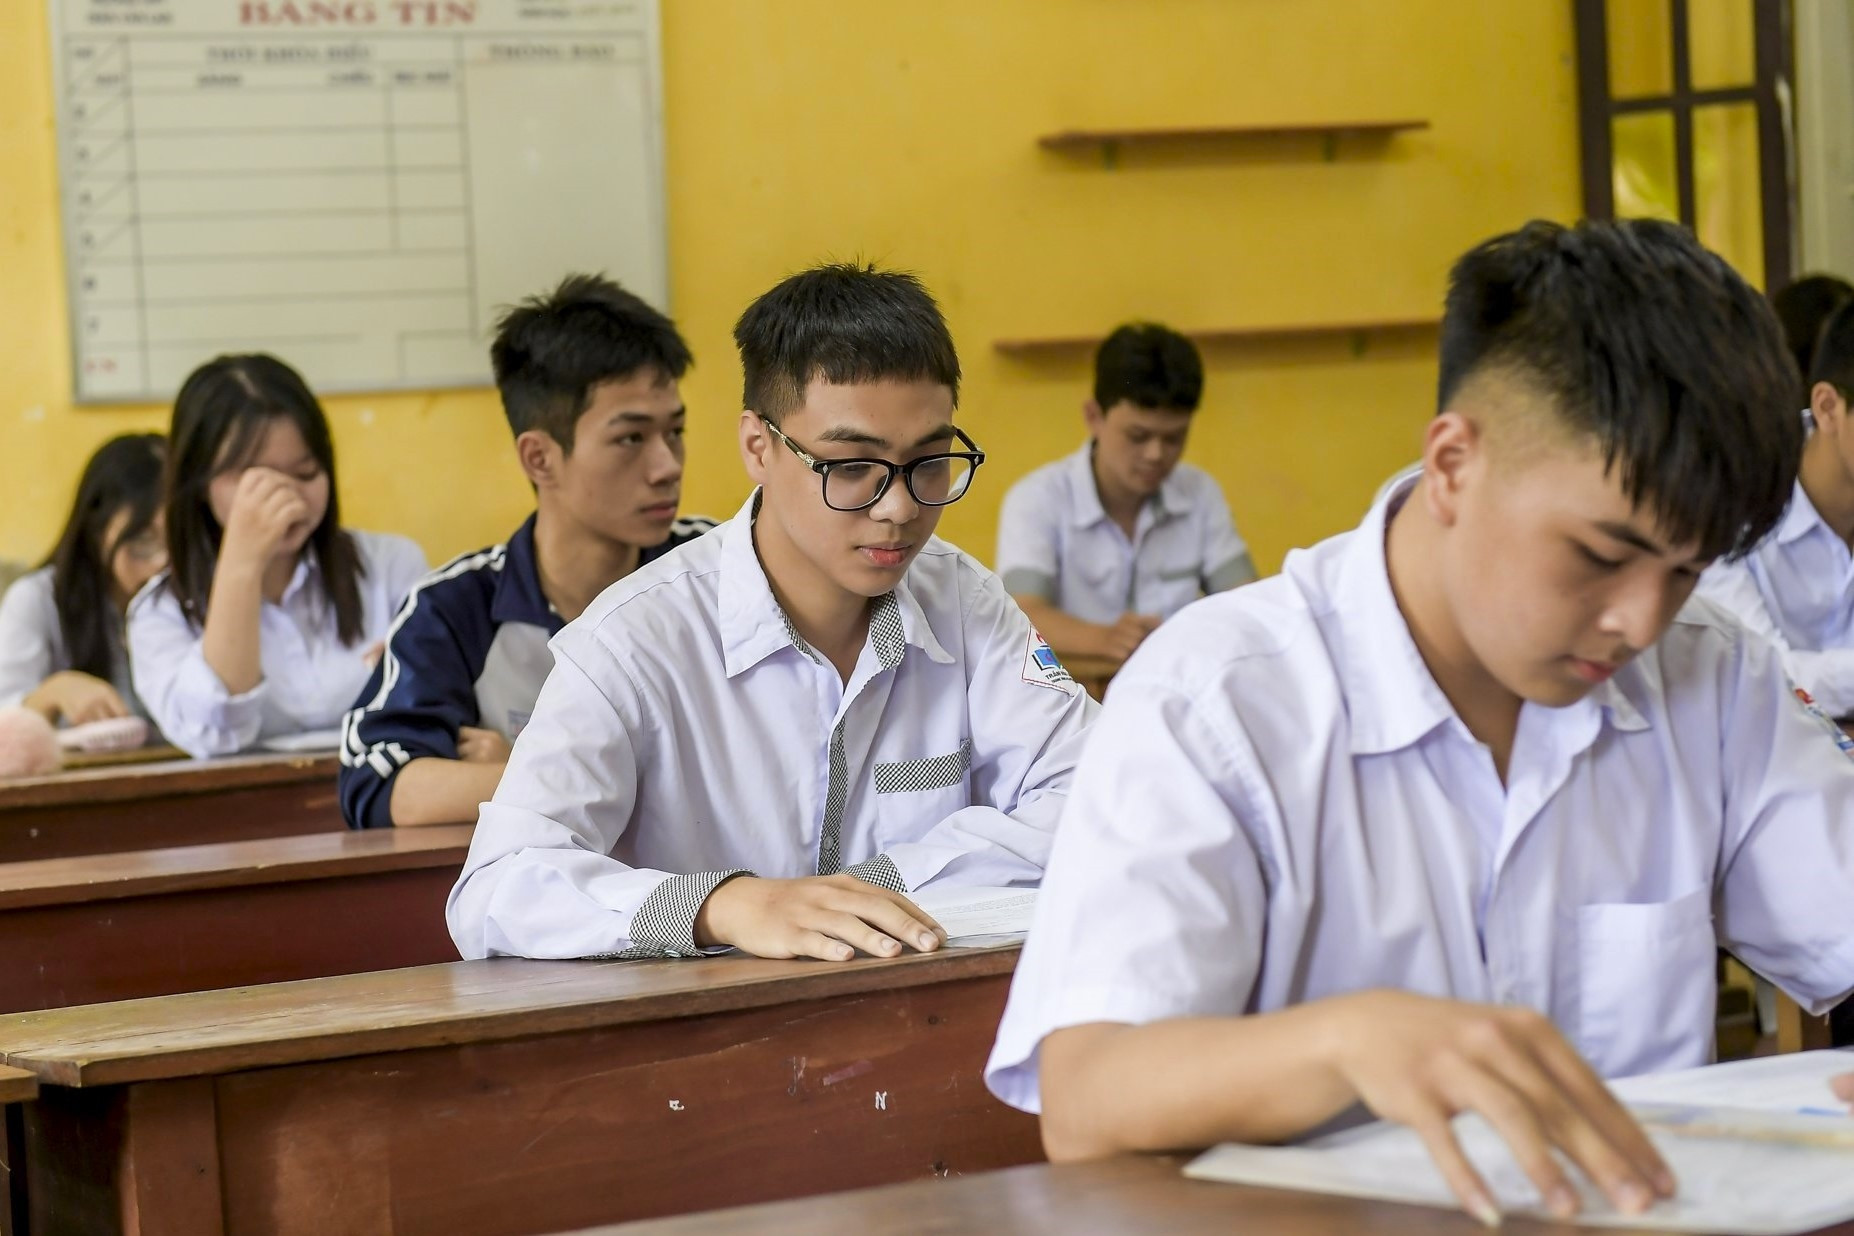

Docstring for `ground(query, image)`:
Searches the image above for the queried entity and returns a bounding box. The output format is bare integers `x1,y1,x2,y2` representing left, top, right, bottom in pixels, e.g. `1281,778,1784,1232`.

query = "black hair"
733,261,960,423
1808,298,1854,396
1773,274,1854,402
44,433,165,681
162,354,367,644
490,273,691,450
1437,218,1800,562
1093,323,1204,412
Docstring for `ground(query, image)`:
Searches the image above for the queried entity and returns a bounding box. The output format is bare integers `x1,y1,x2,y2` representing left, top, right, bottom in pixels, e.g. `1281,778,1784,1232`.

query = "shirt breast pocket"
872,738,974,850
1571,887,1717,1078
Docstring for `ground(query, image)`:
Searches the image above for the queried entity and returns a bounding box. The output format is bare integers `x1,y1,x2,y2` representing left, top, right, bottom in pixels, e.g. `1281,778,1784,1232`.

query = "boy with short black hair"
447,262,1095,962
338,273,712,828
996,322,1253,662
1771,273,1854,403
987,220,1854,1224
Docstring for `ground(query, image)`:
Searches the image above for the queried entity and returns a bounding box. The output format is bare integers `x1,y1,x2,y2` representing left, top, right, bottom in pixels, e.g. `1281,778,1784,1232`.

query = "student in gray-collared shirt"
995,323,1254,662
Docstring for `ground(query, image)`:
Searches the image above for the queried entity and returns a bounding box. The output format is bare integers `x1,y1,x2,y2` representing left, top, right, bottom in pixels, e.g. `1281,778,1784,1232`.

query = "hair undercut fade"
733,262,961,424
1437,218,1801,562
490,273,691,451
1093,323,1204,412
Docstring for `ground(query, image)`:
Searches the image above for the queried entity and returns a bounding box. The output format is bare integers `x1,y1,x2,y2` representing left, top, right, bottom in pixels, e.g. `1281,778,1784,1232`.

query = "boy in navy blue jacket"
339,275,712,828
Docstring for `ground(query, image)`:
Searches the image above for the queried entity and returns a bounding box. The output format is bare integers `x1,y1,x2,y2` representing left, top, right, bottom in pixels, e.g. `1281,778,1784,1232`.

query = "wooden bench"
0,947,1036,1236
574,1152,1854,1235
0,826,471,1013
0,752,343,862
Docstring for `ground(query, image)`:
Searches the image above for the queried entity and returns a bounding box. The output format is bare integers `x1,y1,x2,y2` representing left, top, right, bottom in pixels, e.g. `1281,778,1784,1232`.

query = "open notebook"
1186,1049,1854,1233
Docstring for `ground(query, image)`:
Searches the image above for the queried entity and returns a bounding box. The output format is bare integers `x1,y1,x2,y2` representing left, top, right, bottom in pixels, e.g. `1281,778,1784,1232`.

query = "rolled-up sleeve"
996,475,1061,602
126,580,265,757
444,626,744,960
985,665,1272,1114
878,570,1098,893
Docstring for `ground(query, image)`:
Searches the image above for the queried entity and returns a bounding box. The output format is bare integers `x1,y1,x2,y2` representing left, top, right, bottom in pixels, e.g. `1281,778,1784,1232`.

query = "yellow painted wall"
1,0,1586,575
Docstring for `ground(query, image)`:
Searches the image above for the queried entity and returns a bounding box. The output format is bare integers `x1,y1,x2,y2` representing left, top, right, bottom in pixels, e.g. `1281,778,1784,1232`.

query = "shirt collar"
490,514,563,633
278,550,318,605
1065,440,1180,528
717,491,954,679
1336,470,1647,757
1776,478,1831,547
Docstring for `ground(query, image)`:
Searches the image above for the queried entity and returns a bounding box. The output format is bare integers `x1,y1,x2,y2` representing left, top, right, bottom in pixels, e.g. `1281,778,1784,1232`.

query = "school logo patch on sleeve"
1794,687,1854,761
1022,629,1078,694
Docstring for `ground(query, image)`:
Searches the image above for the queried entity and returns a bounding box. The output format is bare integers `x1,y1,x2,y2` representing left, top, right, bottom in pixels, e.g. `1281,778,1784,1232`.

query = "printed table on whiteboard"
52,0,667,401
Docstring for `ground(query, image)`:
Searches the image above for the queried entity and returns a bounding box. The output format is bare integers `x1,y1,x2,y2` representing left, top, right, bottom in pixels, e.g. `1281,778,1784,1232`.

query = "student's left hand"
1832,1073,1854,1109
693,873,946,962
457,726,512,764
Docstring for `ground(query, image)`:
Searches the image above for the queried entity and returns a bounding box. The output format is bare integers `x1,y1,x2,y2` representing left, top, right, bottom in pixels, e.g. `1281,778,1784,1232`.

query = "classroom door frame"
1572,0,1794,289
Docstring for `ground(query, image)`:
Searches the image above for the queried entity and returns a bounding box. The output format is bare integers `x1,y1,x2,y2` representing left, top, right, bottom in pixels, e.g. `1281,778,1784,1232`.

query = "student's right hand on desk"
693,874,946,962
30,670,129,725
1329,990,1674,1224
219,467,312,570
1095,613,1161,661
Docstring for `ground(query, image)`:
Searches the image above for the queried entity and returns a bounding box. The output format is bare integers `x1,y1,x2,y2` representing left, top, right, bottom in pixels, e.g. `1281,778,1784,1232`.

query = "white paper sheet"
1187,1091,1854,1233
257,728,344,754
1611,1049,1854,1116
906,886,1035,946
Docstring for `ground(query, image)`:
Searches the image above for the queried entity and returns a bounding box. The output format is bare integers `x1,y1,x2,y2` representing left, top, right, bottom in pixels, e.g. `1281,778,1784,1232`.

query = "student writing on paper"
338,275,713,828
129,355,428,757
448,263,1096,963
1695,299,1854,718
0,434,166,727
996,323,1254,661
985,221,1854,1226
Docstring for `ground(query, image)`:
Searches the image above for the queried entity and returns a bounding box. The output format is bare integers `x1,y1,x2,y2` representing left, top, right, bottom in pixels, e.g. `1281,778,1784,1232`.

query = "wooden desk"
586,1153,1854,1236
0,826,471,1013
0,1071,33,1108
0,947,1036,1236
0,752,342,862
1057,654,1122,702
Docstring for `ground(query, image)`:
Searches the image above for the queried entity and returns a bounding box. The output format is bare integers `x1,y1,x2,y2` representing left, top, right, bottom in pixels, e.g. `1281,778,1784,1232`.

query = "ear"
1082,399,1105,435
1811,381,1847,434
515,430,563,490
739,411,772,487
1419,411,1481,529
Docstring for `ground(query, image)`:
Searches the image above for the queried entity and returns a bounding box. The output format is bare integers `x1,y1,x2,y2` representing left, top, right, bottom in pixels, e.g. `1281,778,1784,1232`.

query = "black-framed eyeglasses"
761,416,987,512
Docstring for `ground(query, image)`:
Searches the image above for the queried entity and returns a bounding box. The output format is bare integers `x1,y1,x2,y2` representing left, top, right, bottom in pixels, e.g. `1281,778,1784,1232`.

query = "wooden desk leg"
21,1079,224,1236
1776,990,1834,1053
2,1101,24,1236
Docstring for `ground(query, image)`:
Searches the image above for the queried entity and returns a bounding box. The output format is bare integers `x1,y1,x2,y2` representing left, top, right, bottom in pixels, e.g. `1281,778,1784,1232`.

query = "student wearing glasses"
448,263,1097,963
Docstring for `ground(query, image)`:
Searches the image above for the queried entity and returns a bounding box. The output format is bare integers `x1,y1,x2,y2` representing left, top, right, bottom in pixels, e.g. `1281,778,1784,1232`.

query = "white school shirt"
1695,479,1854,716
127,530,428,757
986,472,1854,1109
995,442,1251,624
446,493,1099,962
0,567,145,719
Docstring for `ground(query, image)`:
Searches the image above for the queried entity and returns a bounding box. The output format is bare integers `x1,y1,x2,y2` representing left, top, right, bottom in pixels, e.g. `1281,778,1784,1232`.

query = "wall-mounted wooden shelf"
994,318,1440,359
1038,120,1430,164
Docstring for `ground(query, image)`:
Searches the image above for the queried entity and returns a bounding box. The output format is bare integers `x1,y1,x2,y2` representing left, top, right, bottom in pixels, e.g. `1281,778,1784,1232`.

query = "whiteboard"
50,0,667,403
